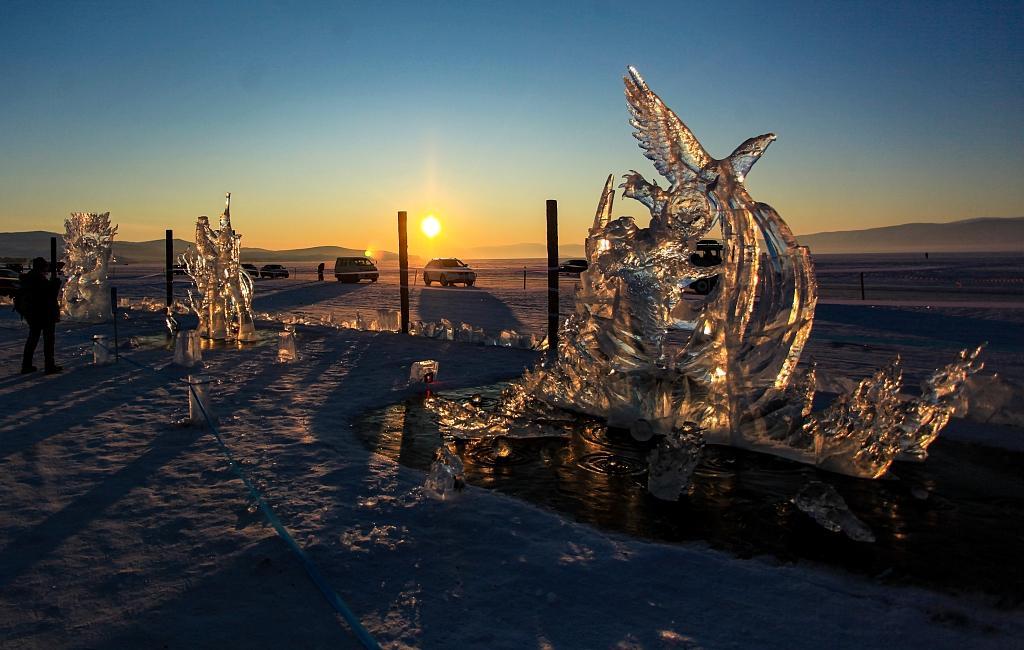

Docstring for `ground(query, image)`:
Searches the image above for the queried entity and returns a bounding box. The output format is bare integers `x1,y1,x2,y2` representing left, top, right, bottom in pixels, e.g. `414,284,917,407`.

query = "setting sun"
421,215,441,239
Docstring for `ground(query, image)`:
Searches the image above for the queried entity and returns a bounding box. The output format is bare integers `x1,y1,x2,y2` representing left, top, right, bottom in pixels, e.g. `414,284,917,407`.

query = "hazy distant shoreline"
1,216,1020,262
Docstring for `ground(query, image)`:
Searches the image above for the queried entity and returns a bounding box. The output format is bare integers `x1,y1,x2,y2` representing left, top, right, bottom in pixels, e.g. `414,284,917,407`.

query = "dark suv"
558,259,588,275
260,264,289,279
334,256,379,283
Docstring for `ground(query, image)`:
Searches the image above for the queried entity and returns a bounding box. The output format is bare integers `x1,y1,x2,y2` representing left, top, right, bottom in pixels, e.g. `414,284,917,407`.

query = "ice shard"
426,67,982,495
182,194,256,341
792,481,875,543
61,211,117,322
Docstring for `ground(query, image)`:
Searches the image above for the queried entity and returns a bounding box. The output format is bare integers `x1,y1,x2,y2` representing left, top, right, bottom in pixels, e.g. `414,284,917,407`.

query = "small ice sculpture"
410,360,439,384
182,194,256,341
62,212,117,323
278,326,297,362
426,67,984,496
646,424,704,501
792,482,875,543
173,330,202,368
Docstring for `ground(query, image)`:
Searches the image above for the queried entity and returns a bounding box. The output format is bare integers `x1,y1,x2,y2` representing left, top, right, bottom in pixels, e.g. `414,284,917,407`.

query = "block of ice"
424,443,464,499
187,374,213,427
792,481,875,543
410,360,439,384
173,330,202,368
278,327,298,363
92,335,112,365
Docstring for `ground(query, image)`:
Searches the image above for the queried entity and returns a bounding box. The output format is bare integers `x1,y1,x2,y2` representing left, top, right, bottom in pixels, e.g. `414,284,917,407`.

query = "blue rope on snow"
94,338,379,648
186,383,380,650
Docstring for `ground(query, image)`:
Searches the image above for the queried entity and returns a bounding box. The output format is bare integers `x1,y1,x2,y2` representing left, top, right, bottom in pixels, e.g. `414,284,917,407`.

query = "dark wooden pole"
398,211,410,334
860,272,865,300
110,286,119,362
523,266,527,290
49,236,57,281
546,200,559,358
165,229,174,308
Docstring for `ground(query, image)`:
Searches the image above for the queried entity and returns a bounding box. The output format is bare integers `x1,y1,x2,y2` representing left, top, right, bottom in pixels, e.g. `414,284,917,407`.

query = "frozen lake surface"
0,251,1022,648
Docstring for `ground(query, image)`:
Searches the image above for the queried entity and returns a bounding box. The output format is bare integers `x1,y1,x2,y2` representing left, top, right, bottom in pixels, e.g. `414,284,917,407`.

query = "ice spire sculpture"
182,194,256,341
61,211,117,322
427,67,982,492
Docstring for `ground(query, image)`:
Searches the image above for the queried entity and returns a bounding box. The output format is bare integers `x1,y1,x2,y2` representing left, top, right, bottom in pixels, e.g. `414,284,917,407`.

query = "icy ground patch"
0,303,1022,648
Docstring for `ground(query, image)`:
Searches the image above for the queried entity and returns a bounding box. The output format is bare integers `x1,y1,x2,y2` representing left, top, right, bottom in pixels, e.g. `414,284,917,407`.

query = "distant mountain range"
1,217,1020,263
465,217,1024,257
797,217,1024,253
0,231,397,263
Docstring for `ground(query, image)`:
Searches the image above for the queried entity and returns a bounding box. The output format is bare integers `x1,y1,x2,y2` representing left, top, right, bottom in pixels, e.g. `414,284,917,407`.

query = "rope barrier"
186,382,380,650
95,339,380,649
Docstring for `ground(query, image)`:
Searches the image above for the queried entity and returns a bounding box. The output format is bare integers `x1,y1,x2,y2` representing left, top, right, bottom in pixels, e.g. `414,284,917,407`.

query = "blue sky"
1,1,1021,250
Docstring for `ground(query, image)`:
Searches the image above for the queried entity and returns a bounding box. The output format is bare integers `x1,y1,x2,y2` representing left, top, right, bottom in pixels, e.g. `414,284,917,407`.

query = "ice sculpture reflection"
61,211,117,323
182,194,257,341
427,67,983,497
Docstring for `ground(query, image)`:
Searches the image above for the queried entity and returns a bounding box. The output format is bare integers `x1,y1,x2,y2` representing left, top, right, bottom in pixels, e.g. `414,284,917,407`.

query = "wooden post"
49,236,57,281
110,286,119,362
546,200,559,358
398,211,410,334
523,266,527,290
165,229,174,308
860,272,865,300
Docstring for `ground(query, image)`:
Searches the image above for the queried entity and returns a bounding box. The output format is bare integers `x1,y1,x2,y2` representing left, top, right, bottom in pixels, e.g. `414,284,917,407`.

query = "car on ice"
558,259,588,275
259,264,289,279
0,269,20,297
242,263,259,277
334,256,379,283
423,258,476,287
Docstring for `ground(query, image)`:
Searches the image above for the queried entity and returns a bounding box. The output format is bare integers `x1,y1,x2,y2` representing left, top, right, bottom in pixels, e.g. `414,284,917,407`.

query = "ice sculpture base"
355,386,1023,599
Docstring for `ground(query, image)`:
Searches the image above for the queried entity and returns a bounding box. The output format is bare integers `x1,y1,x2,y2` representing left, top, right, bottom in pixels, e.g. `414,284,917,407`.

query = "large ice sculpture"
427,67,983,490
61,212,117,322
182,194,256,341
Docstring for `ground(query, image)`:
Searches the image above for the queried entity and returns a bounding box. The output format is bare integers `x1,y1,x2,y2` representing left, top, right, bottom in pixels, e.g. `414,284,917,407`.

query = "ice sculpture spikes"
62,211,117,322
426,66,983,495
182,194,256,341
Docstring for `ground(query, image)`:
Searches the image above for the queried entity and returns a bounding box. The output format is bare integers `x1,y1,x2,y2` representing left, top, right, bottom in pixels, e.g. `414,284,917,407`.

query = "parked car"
260,264,289,279
0,269,19,297
242,263,259,277
558,259,589,275
687,239,723,295
334,256,379,283
423,258,476,287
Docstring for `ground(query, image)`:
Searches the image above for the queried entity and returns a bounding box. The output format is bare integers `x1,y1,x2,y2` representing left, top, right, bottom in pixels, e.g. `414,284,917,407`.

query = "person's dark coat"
17,270,60,326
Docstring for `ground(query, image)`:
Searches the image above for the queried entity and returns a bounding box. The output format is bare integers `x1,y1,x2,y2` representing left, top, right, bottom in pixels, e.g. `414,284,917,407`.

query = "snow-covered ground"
1,258,1022,648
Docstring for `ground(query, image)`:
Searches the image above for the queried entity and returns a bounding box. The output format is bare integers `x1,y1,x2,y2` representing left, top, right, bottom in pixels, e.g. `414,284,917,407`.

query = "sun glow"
421,215,441,239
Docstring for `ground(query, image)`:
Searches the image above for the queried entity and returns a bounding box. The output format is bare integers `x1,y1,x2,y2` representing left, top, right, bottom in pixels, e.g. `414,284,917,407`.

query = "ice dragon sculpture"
428,67,983,496
182,193,256,341
61,211,117,323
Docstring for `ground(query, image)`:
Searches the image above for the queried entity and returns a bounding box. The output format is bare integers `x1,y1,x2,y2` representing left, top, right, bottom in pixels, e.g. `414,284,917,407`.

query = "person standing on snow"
16,257,62,374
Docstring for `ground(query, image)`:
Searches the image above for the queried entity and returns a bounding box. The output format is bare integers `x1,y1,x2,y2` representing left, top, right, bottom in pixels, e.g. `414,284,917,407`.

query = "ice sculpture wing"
624,66,711,187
